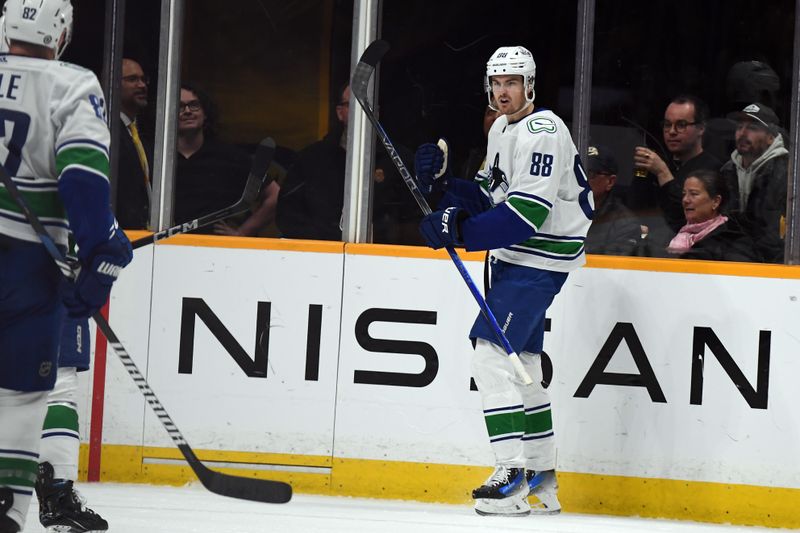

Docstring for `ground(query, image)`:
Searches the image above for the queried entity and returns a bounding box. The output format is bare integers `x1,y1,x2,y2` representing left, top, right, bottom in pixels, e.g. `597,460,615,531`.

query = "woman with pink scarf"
666,170,762,262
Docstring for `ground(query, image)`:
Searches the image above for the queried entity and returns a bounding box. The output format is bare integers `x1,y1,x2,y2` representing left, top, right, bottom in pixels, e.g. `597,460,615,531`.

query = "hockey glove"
413,138,451,195
419,206,469,249
61,225,133,318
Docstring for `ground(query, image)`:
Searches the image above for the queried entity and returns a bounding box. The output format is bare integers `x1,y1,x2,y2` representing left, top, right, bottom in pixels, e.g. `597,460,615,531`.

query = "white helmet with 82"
2,0,73,59
485,46,536,111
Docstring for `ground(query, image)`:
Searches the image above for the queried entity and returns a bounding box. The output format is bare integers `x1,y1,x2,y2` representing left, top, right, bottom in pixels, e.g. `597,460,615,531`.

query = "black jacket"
677,215,763,262
277,131,346,241
720,153,787,263
114,122,152,229
585,193,642,256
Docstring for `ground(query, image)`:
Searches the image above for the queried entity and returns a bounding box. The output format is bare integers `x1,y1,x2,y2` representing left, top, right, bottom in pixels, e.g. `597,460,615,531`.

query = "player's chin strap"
0,163,292,504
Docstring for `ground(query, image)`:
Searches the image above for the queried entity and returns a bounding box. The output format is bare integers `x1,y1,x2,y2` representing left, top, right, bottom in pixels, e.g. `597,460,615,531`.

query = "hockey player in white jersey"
415,46,593,516
0,1,132,532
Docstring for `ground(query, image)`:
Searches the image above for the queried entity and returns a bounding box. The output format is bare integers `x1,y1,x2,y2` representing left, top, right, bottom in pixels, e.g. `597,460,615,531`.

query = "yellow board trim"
123,231,800,280
79,444,800,528
145,234,345,253
585,254,800,279
345,242,486,261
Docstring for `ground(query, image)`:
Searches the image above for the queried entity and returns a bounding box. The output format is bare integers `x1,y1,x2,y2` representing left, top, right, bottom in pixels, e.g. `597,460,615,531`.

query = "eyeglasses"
178,100,202,113
335,101,349,108
122,74,150,85
661,120,698,132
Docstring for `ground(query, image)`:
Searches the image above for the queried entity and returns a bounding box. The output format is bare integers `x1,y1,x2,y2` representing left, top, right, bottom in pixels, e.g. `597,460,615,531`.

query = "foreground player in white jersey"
0,1,132,532
415,46,593,516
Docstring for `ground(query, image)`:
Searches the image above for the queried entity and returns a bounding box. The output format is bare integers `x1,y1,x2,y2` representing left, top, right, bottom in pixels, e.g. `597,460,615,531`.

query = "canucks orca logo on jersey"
488,153,509,193
527,116,557,134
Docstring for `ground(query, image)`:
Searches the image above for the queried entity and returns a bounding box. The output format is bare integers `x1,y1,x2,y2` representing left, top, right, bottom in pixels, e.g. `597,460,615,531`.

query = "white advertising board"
97,241,800,491
133,244,343,456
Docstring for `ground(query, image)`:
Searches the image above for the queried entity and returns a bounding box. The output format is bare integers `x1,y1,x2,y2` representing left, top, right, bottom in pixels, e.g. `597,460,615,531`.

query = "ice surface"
24,482,788,533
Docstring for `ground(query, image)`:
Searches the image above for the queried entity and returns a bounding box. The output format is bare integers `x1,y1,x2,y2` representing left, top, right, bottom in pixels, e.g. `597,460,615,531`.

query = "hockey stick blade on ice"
131,136,277,249
0,164,292,504
351,39,533,385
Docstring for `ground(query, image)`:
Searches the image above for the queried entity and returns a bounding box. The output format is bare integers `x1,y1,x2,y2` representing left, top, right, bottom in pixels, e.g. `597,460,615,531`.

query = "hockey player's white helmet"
2,0,73,59
485,46,536,111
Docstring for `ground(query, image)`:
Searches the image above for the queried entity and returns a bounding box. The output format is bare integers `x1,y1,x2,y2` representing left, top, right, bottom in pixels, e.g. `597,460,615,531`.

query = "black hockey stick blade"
351,40,390,104
130,136,276,249
180,445,293,504
359,39,390,68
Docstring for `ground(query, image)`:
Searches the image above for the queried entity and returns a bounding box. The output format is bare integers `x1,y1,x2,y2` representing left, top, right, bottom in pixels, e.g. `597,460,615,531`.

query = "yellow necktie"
128,121,150,192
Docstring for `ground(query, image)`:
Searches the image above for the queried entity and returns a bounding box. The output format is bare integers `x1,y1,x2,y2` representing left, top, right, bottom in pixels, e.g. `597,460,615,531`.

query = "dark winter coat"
585,193,642,256
676,214,764,262
719,147,788,263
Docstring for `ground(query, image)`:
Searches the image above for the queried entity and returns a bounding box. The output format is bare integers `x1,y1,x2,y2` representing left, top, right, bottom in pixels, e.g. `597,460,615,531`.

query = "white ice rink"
23,482,789,533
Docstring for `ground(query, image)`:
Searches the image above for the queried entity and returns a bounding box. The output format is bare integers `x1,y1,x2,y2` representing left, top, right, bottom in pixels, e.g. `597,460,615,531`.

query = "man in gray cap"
584,144,642,256
720,103,788,262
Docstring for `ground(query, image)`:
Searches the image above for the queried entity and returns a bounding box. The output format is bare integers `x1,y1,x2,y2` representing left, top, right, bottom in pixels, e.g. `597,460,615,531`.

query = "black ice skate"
0,487,20,532
35,462,108,533
472,465,530,516
526,469,562,515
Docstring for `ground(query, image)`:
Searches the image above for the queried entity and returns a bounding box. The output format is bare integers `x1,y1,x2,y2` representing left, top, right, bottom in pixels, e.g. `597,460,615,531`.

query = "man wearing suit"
115,58,152,229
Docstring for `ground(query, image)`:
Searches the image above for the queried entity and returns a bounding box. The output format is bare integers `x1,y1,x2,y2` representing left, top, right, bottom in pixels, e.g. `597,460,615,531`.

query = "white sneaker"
526,469,561,515
472,465,530,516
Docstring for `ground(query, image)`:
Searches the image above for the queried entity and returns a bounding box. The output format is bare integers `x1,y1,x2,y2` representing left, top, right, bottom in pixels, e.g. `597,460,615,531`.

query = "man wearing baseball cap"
584,144,642,256
720,102,788,262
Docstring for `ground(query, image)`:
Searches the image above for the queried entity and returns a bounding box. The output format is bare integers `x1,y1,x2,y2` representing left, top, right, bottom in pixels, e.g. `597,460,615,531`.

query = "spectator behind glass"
277,83,416,243
720,103,788,263
705,60,782,164
584,144,642,256
175,83,279,235
276,83,350,241
630,95,721,243
666,169,761,262
115,58,152,229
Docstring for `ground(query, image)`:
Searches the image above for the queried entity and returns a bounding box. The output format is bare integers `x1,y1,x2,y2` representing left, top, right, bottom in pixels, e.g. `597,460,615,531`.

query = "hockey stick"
351,40,533,385
0,165,292,504
130,137,276,250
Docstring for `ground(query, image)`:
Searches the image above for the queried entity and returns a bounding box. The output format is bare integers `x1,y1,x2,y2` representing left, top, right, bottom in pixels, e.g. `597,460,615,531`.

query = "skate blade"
529,506,561,516
46,526,107,533
475,507,531,517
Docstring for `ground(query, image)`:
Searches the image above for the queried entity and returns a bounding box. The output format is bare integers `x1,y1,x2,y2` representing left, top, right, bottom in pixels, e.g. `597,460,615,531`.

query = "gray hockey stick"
131,137,276,249
0,164,292,504
351,39,533,385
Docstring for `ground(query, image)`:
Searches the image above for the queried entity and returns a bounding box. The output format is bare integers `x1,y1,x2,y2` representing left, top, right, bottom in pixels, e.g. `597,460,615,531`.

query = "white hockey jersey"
0,54,110,248
477,108,593,272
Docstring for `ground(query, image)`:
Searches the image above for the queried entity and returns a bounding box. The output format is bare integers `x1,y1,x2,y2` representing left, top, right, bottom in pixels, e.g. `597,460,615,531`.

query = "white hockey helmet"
485,46,536,110
0,16,7,53
2,0,73,59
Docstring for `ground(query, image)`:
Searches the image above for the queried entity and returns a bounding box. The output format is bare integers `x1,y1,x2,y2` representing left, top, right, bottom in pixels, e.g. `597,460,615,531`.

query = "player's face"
662,102,703,159
120,59,148,114
178,88,205,133
491,75,528,117
682,176,720,224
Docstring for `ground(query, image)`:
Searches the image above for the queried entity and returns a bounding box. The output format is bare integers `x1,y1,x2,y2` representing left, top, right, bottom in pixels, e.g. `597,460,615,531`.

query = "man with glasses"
720,103,788,262
584,145,642,255
175,83,280,236
115,58,152,230
631,95,721,241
